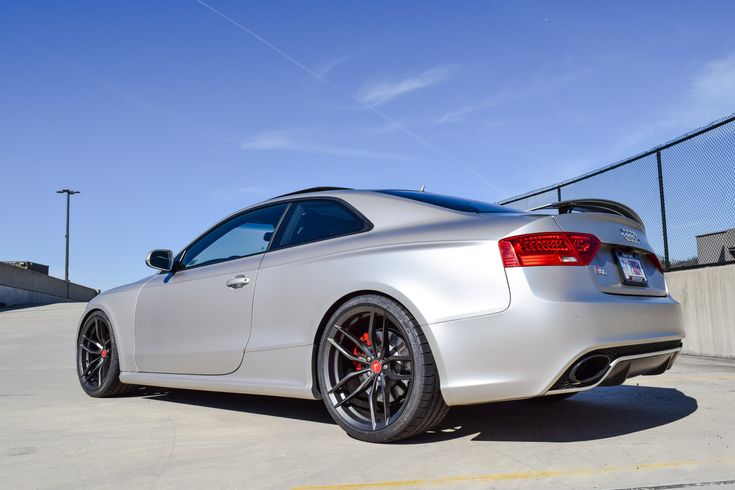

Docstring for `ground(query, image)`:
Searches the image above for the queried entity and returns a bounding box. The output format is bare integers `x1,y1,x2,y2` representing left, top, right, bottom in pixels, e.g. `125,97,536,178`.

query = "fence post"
556,186,562,202
656,151,671,270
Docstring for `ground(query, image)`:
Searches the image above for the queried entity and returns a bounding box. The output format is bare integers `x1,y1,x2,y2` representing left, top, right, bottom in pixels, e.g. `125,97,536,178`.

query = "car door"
249,199,372,351
134,203,288,375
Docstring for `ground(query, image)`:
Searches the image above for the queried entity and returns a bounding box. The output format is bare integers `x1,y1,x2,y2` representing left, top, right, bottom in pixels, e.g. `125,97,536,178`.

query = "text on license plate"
616,250,647,285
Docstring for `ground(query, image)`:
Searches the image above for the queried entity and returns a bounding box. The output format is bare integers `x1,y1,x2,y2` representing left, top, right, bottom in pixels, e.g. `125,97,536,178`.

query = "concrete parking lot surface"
1,303,734,489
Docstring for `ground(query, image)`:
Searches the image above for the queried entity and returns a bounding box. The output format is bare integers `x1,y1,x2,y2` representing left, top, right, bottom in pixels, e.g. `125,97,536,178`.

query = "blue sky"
2,1,735,290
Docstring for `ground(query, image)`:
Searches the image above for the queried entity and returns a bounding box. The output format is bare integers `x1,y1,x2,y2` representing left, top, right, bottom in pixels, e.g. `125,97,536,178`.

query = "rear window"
377,190,520,214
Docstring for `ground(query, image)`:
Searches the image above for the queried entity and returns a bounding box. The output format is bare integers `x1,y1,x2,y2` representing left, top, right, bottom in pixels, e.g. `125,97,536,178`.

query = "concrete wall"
666,264,735,359
0,262,98,306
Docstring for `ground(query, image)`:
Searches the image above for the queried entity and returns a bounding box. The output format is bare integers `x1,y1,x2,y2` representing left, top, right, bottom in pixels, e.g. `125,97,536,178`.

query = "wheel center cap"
101,349,108,359
370,360,382,374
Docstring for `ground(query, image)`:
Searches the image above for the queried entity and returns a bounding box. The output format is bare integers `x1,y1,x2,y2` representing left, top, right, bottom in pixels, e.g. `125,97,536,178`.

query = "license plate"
615,250,647,286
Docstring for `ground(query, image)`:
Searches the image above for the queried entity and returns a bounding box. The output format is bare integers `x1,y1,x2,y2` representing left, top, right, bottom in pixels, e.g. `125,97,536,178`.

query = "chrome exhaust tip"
568,354,611,385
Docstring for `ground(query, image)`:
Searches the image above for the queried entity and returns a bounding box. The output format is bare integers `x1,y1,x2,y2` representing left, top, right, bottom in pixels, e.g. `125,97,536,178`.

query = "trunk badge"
620,228,640,243
594,265,607,276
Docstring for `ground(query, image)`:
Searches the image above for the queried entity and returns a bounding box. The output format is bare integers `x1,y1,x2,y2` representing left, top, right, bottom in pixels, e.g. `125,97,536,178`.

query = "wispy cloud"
361,118,422,135
312,55,351,79
691,53,735,103
435,89,519,124
196,2,493,190
357,64,456,107
435,70,586,124
240,130,409,160
607,53,735,155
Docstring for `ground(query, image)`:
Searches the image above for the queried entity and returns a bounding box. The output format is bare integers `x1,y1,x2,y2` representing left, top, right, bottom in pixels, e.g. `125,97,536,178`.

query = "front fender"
77,276,153,372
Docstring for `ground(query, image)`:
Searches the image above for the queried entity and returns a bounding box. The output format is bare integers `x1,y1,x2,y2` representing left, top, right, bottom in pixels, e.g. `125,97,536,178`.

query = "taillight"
498,232,601,268
646,253,664,273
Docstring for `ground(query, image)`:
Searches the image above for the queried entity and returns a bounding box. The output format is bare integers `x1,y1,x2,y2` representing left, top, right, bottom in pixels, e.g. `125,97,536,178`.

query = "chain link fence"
498,114,735,271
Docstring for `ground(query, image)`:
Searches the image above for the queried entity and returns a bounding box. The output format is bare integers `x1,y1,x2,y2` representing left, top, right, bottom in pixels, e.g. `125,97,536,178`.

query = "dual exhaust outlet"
568,354,611,386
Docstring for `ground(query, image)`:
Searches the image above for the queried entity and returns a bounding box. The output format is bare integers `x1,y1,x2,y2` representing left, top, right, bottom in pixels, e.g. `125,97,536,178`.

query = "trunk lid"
552,212,667,297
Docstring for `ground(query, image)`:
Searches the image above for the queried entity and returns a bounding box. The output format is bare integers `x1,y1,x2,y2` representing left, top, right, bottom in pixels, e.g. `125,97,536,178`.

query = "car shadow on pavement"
140,388,334,424
138,384,696,444
411,385,697,444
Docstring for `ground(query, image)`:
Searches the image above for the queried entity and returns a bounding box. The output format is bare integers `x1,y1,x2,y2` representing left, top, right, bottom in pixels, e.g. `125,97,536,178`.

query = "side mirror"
146,249,174,272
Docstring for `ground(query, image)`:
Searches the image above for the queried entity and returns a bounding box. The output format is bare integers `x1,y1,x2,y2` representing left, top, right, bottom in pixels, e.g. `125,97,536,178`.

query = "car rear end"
426,203,684,406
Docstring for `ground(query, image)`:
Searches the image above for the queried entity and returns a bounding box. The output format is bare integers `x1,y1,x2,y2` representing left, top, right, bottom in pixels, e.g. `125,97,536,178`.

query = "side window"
273,200,367,249
181,204,287,269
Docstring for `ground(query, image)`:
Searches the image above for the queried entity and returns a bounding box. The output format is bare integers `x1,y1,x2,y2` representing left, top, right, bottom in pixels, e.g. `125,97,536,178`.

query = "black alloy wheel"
76,311,134,397
318,294,448,443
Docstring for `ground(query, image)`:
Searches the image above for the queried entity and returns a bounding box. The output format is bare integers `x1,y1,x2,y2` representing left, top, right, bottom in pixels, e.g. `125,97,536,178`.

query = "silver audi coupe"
76,187,684,442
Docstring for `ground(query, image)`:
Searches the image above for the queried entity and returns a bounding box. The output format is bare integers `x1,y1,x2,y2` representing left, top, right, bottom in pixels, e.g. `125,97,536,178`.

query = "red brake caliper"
353,332,371,371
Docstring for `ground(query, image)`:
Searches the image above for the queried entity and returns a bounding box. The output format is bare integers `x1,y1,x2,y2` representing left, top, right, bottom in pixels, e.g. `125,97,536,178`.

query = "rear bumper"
544,344,681,395
426,268,685,406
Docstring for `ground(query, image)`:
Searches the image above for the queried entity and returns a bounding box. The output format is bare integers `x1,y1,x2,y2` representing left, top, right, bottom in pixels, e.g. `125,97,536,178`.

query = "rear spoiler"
526,199,644,229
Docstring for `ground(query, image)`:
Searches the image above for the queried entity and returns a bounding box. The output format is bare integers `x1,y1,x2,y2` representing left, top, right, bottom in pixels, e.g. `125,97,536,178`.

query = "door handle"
226,275,250,289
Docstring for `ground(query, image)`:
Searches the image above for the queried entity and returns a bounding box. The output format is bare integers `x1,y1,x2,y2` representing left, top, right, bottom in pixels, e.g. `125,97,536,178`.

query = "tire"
76,310,135,397
317,294,448,443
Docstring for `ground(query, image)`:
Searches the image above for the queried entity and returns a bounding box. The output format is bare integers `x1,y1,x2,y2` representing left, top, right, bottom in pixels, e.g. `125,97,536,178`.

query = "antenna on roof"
418,184,426,192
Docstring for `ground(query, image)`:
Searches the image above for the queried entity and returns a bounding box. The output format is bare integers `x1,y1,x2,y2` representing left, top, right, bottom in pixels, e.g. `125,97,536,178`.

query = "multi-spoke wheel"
76,311,133,397
317,294,448,443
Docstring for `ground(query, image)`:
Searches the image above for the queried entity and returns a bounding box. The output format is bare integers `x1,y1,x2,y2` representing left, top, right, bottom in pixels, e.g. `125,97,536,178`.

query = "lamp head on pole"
57,189,80,195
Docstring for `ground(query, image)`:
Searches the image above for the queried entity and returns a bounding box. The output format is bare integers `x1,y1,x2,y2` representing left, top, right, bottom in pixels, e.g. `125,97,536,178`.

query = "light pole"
56,189,80,298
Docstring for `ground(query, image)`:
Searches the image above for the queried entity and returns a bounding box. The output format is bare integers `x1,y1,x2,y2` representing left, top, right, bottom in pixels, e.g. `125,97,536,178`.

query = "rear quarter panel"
249,237,509,352
248,204,562,353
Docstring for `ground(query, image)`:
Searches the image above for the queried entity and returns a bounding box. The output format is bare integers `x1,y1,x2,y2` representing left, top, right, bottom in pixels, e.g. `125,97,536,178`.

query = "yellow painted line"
292,455,735,489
